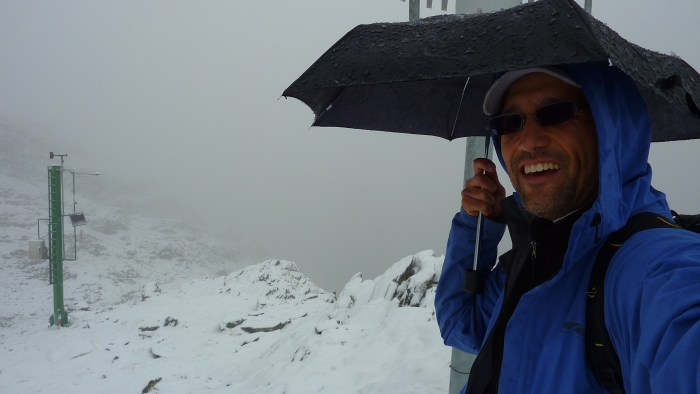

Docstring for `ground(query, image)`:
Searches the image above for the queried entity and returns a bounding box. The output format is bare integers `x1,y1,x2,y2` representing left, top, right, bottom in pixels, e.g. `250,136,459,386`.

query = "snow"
0,124,453,393
1,253,451,393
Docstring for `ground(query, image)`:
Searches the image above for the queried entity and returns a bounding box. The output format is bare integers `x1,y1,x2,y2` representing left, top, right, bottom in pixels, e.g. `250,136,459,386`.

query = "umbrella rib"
450,77,471,140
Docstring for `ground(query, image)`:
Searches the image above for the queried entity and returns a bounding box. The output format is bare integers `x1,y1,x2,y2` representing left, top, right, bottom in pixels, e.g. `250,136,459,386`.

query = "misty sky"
1,0,699,293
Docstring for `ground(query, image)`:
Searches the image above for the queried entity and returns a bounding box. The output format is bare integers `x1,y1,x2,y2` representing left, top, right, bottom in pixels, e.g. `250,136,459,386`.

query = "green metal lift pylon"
48,165,68,327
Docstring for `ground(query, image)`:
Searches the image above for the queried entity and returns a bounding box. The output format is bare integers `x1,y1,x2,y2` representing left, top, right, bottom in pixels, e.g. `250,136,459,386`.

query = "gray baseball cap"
483,66,581,115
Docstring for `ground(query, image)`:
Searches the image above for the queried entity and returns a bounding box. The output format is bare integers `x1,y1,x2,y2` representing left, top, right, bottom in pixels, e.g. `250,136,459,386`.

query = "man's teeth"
524,163,560,174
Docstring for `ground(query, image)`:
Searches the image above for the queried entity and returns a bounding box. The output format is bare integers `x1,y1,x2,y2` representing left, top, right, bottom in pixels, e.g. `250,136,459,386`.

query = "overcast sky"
2,0,699,293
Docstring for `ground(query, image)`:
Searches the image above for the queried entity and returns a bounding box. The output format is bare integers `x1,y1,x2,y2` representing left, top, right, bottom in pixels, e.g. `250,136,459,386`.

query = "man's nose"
518,114,550,152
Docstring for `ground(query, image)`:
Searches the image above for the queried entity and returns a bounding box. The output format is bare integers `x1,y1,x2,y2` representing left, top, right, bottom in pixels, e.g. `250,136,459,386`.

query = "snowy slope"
0,169,247,329
1,252,450,394
0,121,248,330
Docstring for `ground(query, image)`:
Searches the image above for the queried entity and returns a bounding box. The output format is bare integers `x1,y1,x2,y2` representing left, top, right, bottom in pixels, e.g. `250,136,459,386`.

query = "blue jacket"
435,63,700,393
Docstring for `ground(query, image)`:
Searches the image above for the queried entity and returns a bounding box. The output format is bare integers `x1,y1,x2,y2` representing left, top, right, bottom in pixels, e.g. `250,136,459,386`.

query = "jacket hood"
492,62,670,260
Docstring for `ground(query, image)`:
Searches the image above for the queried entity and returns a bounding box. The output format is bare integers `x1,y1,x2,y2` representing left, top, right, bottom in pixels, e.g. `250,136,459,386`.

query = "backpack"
586,212,699,394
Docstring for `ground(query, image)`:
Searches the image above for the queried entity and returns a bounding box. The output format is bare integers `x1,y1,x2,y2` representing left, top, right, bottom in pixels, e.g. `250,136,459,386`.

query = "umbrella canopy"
283,0,700,142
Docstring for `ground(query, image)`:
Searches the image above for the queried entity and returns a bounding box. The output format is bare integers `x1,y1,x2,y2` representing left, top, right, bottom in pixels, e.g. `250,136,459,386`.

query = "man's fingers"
472,158,497,175
470,158,501,190
483,165,501,185
462,186,497,206
462,194,494,217
463,158,505,220
461,187,497,217
465,172,499,194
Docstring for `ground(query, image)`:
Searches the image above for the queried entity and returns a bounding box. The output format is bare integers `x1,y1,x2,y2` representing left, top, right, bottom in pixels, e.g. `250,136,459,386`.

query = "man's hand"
461,158,506,221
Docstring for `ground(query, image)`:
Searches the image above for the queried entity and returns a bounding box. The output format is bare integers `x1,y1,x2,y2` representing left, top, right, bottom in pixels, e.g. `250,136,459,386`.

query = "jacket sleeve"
434,208,506,354
606,229,700,393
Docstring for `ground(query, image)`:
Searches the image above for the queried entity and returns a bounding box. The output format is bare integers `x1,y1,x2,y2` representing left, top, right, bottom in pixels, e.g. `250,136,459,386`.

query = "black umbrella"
283,0,700,142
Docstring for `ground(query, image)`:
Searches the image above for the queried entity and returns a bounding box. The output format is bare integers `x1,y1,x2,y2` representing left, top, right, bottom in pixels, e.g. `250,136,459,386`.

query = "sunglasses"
488,101,589,137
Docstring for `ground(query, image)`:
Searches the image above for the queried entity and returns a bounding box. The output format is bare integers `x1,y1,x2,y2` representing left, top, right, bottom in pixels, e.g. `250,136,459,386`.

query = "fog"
1,0,699,293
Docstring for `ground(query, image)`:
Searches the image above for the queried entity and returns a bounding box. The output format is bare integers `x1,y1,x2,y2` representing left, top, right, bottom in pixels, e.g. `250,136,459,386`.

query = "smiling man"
497,72,598,221
435,64,700,394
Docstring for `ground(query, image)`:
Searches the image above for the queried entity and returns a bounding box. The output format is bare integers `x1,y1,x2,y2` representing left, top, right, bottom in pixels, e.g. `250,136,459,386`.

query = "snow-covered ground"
1,253,449,393
0,123,453,393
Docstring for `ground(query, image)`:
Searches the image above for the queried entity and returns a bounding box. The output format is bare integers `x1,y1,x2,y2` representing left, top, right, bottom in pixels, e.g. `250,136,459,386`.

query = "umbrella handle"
463,136,492,296
472,211,485,271
472,136,492,271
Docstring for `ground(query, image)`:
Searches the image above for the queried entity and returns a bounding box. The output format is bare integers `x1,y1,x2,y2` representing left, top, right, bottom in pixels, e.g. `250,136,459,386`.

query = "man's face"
500,73,598,221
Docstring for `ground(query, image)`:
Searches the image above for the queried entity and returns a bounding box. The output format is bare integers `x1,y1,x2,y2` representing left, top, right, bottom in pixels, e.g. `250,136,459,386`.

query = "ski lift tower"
32,152,99,327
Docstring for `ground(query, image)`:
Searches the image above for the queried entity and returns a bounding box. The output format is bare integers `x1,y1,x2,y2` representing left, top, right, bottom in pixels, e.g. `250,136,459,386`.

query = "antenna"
49,152,68,166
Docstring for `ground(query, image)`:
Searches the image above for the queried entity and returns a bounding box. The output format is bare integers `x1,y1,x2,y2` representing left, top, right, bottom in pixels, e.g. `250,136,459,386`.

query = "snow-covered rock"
222,259,335,307
314,318,339,334
333,250,442,323
141,282,161,301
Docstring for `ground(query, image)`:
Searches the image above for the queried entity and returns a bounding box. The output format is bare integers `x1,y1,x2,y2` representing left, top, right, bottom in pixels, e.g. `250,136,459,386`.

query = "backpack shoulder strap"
586,213,681,394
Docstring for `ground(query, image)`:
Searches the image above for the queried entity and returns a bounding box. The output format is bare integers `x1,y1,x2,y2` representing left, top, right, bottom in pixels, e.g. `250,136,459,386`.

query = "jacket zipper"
530,241,537,288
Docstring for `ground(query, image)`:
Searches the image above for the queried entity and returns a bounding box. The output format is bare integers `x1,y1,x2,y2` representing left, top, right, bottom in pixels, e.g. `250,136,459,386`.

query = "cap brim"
483,67,581,115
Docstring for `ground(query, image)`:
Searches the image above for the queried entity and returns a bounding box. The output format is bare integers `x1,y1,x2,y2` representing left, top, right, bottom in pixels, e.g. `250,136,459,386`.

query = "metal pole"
448,136,492,392
450,1,519,393
449,348,477,393
48,165,67,327
409,0,420,21
584,0,592,14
